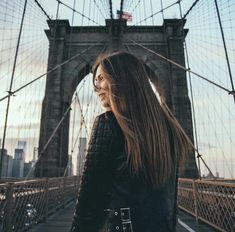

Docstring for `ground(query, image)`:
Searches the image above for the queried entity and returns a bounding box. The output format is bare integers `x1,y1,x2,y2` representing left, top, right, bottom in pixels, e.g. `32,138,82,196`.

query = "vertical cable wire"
68,0,76,57
150,0,154,25
88,0,92,25
214,0,235,103
160,0,164,21
143,0,147,25
0,0,28,177
81,0,85,25
178,1,201,178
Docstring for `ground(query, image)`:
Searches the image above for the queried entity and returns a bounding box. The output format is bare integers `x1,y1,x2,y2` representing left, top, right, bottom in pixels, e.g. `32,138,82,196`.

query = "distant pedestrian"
70,51,193,232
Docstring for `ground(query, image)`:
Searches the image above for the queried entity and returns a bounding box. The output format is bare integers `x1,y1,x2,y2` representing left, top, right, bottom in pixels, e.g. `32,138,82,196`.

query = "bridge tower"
35,19,198,178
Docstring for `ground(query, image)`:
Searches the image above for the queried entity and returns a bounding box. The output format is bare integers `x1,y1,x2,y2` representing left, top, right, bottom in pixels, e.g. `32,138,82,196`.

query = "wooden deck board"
29,201,216,232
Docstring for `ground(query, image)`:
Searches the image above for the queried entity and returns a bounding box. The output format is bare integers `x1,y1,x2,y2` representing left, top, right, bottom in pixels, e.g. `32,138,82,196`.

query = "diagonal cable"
134,0,179,25
34,0,51,21
93,0,106,20
0,37,108,102
56,0,102,25
127,38,234,95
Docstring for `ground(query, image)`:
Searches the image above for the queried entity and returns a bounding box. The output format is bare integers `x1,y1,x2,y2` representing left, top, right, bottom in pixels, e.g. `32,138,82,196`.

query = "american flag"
116,10,133,22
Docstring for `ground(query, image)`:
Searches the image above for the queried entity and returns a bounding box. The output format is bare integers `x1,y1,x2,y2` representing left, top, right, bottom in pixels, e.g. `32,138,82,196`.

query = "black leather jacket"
70,111,177,232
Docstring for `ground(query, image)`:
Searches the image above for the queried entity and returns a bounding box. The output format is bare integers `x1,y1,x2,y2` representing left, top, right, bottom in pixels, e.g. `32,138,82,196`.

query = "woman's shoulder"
96,111,116,122
94,111,122,135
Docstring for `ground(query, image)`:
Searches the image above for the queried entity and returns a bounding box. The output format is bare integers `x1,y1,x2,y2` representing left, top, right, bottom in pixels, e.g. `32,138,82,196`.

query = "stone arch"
35,58,93,177
35,18,198,178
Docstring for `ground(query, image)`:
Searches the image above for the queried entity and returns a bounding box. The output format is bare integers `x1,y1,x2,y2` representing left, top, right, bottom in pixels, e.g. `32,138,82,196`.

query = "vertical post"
0,0,28,177
62,177,66,207
44,178,49,221
192,180,198,223
5,183,14,232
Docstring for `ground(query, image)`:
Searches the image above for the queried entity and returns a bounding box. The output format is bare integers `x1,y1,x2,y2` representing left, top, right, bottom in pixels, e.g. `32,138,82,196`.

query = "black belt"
104,207,133,232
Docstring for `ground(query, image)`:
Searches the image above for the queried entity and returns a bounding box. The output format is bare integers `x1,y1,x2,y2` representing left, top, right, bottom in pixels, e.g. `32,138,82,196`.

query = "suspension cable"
25,96,75,179
119,0,124,20
93,0,106,20
109,0,113,20
214,0,235,103
55,0,101,25
149,0,154,25
183,0,200,20
76,94,89,136
134,0,179,25
160,0,164,20
0,0,28,178
178,1,201,178
33,0,51,21
129,0,141,17
127,38,234,95
25,59,88,179
197,151,216,179
0,37,108,102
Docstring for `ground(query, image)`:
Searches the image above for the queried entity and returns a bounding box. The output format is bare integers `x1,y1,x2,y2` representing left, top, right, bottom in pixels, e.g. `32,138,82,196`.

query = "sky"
0,0,234,178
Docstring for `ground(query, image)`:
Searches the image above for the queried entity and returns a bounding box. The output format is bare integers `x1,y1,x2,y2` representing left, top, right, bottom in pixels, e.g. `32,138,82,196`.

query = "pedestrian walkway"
29,201,216,232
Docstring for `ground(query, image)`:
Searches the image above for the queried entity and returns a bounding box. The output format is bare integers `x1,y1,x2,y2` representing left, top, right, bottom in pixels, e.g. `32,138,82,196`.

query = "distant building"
77,137,87,176
66,155,73,176
0,149,13,177
14,148,25,161
17,140,27,151
24,161,33,178
7,155,13,177
12,159,24,178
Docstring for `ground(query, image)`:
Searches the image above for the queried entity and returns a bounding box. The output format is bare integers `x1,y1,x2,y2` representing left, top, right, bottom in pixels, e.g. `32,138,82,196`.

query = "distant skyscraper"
12,159,24,178
0,149,12,177
77,137,87,176
0,149,8,177
12,148,25,178
7,156,13,177
67,155,73,176
14,148,25,160
17,141,26,150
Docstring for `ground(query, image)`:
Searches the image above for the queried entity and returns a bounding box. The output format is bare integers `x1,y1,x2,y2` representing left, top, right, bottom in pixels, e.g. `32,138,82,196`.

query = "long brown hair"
92,52,193,188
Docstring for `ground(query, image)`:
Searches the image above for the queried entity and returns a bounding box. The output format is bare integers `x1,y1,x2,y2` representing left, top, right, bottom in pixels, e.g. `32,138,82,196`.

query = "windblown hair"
92,52,193,188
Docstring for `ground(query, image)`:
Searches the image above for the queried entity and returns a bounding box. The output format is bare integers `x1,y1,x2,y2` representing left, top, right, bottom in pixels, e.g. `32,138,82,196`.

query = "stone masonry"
35,19,198,178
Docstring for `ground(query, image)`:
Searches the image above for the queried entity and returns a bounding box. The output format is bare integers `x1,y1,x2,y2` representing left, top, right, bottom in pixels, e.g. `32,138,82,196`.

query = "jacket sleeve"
70,113,118,232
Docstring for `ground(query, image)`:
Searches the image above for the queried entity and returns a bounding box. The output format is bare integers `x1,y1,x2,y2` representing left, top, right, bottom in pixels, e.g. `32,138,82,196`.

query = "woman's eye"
99,76,103,81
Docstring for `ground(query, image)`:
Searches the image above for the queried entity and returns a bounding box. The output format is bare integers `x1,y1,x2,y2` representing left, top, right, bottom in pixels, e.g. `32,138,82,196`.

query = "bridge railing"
178,178,235,232
0,176,80,232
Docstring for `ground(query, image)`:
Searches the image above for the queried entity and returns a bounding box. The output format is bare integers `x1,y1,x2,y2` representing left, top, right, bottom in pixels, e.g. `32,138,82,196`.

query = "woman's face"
94,65,112,111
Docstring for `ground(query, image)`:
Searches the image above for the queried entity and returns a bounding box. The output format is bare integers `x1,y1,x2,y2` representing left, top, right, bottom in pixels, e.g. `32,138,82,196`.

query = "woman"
70,52,193,232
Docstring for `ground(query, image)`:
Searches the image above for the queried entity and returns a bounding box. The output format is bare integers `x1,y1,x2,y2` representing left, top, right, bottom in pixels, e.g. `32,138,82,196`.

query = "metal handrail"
0,176,80,232
1,177,234,232
178,178,235,232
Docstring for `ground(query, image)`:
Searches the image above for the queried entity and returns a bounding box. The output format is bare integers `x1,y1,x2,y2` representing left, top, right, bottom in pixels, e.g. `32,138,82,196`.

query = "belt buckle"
122,221,133,232
120,207,131,221
120,208,133,232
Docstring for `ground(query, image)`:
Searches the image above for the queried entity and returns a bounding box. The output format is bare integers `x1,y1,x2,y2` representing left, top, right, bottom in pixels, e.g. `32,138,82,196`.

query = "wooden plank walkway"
29,201,216,232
